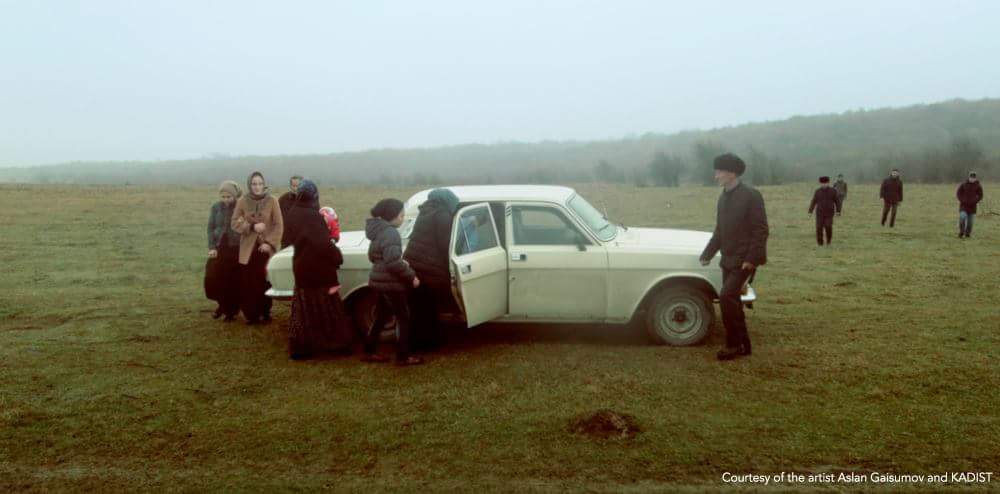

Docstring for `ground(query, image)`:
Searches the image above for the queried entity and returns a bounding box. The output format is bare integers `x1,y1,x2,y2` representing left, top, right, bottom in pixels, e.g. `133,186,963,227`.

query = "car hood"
611,227,712,253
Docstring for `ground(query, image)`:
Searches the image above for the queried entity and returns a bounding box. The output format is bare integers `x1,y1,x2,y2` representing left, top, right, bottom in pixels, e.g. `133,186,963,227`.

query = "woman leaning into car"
231,171,283,325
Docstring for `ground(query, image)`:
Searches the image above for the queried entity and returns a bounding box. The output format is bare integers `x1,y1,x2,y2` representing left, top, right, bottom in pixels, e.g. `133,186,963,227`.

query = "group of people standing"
805,168,985,246
205,172,351,360
205,172,282,325
361,189,462,366
205,172,459,365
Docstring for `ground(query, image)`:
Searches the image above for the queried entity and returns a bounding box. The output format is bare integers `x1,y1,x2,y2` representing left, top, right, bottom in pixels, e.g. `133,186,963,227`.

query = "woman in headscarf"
204,180,243,321
284,179,353,359
403,188,460,351
231,171,284,325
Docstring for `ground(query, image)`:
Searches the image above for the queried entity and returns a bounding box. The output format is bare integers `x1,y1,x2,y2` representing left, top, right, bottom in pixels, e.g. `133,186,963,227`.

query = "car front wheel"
645,286,714,346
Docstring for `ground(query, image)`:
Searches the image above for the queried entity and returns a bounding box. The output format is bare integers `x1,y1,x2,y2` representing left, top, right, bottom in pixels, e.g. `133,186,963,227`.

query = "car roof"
405,185,577,210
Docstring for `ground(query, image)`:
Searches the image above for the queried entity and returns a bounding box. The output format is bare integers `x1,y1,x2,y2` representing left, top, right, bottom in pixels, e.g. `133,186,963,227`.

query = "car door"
506,203,609,320
450,203,508,327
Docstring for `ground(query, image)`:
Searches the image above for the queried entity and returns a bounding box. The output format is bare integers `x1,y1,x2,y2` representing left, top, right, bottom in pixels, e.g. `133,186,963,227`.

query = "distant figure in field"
808,176,842,246
833,174,848,211
879,169,903,227
284,179,353,359
204,180,243,322
364,198,423,366
232,171,284,325
699,153,769,361
956,171,984,239
319,207,341,243
404,188,460,351
279,175,303,248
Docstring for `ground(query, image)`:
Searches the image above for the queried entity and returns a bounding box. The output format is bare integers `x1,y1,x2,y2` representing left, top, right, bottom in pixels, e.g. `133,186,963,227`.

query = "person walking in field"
808,176,842,246
284,180,353,359
232,171,284,325
279,175,303,248
699,153,769,361
833,174,848,211
956,171,984,239
403,188,460,351
363,199,423,366
879,169,903,227
204,180,243,322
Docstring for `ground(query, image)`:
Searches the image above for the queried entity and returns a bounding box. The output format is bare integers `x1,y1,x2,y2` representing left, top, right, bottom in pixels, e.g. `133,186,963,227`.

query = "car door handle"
461,264,472,274
511,252,527,262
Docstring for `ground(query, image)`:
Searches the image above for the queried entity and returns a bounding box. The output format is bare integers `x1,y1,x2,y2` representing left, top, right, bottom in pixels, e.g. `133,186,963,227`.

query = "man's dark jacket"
366,218,417,292
956,181,984,214
403,197,455,284
279,192,298,247
880,177,903,204
700,182,769,269
287,204,343,289
809,187,842,217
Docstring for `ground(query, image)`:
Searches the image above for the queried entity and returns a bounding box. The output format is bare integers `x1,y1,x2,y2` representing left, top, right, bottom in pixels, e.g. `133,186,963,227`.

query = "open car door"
450,203,508,327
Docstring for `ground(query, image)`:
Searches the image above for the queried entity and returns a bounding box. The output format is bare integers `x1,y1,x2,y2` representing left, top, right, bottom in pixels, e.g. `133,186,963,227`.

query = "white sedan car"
266,185,755,346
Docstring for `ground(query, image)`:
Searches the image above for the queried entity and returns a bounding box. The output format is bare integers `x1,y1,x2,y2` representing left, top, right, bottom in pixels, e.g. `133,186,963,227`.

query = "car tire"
349,289,397,343
645,285,714,346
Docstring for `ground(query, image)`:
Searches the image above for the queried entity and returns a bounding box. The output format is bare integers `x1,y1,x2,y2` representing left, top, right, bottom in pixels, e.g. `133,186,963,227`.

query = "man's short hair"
289,175,303,185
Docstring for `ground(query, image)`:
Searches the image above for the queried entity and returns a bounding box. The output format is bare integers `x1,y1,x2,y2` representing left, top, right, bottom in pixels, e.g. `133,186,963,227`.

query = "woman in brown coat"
231,171,284,325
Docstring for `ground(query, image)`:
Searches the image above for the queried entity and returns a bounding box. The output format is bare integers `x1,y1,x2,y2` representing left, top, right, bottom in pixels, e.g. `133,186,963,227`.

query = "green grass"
1,182,998,492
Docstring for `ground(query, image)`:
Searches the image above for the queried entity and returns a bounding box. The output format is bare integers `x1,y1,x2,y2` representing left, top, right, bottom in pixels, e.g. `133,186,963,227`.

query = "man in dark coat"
808,176,842,246
699,153,769,361
403,188,460,350
956,172,984,238
833,174,848,211
279,175,303,248
879,169,903,227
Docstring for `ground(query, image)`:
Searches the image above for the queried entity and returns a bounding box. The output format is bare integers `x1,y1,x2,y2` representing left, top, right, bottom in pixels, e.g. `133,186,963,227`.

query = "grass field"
1,182,998,492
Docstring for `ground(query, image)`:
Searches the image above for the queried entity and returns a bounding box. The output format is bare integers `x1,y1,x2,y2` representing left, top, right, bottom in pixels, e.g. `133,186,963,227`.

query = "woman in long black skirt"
205,181,243,321
285,180,353,359
231,171,283,325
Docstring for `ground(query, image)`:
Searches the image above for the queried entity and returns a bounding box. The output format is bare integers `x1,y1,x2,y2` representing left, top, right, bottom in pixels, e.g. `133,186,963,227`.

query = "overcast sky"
2,1,999,166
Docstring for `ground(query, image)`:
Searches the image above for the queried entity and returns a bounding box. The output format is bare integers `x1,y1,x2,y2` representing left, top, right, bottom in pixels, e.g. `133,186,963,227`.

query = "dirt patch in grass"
569,409,641,439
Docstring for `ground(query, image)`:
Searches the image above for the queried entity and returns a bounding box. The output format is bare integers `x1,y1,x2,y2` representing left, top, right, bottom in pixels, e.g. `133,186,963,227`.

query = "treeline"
2,98,998,186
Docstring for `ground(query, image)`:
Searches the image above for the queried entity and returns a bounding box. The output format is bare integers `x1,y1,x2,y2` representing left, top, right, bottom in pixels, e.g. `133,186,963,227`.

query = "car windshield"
568,194,617,242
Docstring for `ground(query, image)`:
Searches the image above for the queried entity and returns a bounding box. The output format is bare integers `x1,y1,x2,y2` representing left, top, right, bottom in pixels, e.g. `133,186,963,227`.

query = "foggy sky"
2,0,999,167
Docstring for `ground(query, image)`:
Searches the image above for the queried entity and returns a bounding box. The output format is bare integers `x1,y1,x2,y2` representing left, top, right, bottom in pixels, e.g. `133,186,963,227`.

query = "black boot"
717,346,744,361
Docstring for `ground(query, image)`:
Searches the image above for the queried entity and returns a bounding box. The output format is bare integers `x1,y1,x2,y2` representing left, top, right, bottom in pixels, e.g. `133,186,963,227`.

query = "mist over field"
1,98,999,186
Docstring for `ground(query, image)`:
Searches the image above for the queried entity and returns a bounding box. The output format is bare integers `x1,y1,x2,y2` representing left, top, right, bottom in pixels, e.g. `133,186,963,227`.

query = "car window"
511,205,591,246
568,194,616,242
455,205,499,256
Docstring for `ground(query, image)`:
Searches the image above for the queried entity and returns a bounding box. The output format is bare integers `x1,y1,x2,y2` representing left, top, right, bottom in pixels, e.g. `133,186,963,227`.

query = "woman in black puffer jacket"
403,188,460,350
364,199,422,366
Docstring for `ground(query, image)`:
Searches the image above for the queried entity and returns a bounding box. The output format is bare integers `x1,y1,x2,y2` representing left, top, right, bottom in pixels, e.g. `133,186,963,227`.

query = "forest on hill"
2,98,997,186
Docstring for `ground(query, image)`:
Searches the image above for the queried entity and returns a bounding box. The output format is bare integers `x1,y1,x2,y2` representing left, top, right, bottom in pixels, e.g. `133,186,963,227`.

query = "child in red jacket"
319,207,341,242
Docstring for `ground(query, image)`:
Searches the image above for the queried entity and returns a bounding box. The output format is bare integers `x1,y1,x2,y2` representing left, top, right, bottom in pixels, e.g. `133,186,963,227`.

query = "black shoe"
212,308,223,319
717,347,744,361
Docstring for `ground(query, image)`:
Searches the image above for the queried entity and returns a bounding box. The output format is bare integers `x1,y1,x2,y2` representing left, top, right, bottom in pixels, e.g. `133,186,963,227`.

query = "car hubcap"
658,300,701,336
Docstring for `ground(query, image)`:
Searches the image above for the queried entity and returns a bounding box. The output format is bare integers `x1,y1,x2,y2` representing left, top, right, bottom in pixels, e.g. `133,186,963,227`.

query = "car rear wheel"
349,290,397,342
645,286,714,346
